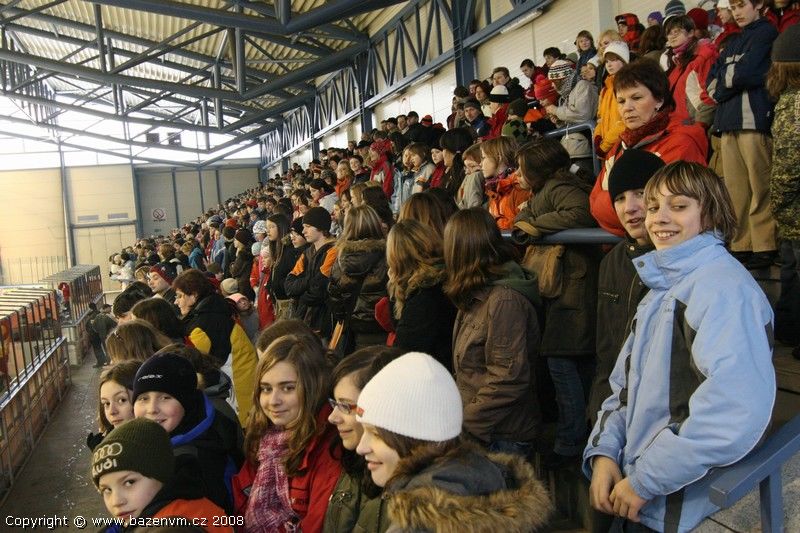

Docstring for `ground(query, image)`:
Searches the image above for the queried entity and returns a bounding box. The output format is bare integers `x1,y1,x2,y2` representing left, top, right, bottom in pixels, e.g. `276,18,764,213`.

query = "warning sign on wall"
152,208,166,222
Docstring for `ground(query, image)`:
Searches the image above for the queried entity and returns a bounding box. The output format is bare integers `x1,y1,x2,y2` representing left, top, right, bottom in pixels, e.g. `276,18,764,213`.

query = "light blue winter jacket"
583,232,775,533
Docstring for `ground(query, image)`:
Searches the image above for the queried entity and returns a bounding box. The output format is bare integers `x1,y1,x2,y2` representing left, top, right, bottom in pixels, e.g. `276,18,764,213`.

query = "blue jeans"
488,439,533,459
548,356,593,456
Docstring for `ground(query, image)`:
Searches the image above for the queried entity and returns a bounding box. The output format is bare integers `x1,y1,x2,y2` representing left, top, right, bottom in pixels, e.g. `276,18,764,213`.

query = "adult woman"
589,59,708,236
230,229,256,302
513,138,600,464
474,79,493,118
444,208,541,455
571,30,598,87
328,205,389,354
662,15,718,128
173,268,257,426
265,213,299,320
322,346,403,533
437,128,473,198
386,219,456,370
105,319,171,364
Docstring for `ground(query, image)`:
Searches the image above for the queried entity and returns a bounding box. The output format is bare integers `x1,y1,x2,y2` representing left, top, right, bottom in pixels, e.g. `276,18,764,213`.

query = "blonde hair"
644,162,737,244
387,219,446,318
480,136,518,171
397,193,449,239
105,319,172,364
338,204,384,243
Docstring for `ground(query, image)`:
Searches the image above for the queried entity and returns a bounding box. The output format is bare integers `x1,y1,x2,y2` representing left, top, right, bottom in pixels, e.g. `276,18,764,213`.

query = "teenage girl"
238,335,341,532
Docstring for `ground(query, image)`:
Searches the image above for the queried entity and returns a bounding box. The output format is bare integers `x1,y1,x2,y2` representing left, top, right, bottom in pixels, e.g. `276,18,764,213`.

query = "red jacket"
666,40,718,127
589,124,708,236
485,104,509,140
154,498,233,533
765,5,800,33
231,406,341,532
289,404,342,533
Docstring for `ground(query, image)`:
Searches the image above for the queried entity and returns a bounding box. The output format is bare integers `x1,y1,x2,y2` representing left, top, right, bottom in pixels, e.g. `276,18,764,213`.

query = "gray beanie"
663,0,686,21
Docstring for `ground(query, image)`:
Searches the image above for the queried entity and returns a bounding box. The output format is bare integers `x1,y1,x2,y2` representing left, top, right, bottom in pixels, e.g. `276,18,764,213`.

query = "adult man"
491,66,525,100
463,99,490,138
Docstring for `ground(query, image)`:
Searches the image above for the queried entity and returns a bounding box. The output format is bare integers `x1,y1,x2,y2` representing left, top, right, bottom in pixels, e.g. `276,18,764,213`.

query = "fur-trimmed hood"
336,238,386,278
385,445,553,532
404,264,446,297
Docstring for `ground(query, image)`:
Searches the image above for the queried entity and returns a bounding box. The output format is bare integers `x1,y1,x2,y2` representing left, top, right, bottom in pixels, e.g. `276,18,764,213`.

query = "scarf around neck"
620,109,671,149
244,429,297,533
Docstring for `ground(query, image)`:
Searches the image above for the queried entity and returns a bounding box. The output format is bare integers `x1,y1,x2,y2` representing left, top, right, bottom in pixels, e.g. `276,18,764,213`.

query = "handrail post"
760,472,784,533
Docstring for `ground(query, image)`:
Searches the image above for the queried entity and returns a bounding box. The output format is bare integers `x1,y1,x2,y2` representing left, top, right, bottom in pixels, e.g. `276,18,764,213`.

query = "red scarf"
429,162,446,188
370,154,394,198
244,430,296,533
620,109,671,149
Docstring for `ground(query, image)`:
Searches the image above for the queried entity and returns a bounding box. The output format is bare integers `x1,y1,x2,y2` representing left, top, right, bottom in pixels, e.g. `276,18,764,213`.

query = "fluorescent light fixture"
501,9,543,34
415,72,435,84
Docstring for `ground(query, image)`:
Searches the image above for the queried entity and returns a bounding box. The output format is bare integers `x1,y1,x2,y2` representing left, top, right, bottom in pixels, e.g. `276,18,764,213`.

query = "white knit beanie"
356,352,463,442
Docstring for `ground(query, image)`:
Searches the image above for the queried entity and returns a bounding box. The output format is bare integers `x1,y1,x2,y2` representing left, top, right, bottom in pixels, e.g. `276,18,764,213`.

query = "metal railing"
708,414,800,532
501,227,622,245
544,121,601,176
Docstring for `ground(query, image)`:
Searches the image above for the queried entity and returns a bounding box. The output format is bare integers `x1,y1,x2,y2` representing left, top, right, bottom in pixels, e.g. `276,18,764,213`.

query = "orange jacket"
486,172,532,230
589,124,708,236
594,74,625,155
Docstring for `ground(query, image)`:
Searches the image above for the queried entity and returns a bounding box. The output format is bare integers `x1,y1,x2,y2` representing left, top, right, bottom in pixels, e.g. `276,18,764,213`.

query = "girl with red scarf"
368,139,394,199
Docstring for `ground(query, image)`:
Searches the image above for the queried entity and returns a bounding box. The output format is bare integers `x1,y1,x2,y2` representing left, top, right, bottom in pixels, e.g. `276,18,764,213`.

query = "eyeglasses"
328,398,358,415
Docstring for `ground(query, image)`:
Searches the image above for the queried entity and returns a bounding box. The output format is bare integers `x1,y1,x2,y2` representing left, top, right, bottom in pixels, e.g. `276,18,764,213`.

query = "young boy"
584,162,775,532
707,0,779,269
92,418,234,532
588,149,664,427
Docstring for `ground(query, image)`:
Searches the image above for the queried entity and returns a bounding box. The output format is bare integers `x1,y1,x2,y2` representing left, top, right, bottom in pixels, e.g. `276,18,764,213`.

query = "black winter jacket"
229,247,255,302
328,238,388,335
392,281,456,373
285,241,337,336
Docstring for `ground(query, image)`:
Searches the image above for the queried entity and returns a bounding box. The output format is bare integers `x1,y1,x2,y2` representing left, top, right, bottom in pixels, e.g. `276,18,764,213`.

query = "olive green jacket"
323,469,389,533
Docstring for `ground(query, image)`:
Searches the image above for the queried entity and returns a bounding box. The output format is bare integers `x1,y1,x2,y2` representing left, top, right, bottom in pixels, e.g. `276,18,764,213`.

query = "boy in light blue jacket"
584,162,775,533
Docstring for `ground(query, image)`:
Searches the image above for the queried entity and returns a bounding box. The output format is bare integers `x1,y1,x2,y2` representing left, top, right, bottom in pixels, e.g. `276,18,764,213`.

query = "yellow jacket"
594,74,625,155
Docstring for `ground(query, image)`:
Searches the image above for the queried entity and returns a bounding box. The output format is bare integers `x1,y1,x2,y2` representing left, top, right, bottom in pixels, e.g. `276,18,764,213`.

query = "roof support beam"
284,0,408,35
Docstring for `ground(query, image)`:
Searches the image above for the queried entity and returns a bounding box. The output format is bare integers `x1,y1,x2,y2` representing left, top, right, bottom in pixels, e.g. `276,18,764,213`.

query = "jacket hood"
387,445,552,532
493,261,542,308
191,291,234,319
337,238,386,278
407,265,447,295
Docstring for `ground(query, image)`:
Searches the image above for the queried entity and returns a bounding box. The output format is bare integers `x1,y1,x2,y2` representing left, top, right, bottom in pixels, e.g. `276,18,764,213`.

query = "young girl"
428,145,447,189
323,346,404,533
513,137,599,465
767,24,800,357
444,208,541,455
437,128,473,197
87,361,141,450
355,352,553,531
237,335,341,532
482,136,530,229
328,205,389,354
133,352,244,514
386,219,456,370
105,319,171,364
585,162,775,532
456,142,485,209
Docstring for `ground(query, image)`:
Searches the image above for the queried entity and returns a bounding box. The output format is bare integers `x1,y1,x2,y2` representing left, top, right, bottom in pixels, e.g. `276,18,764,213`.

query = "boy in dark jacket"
707,0,779,269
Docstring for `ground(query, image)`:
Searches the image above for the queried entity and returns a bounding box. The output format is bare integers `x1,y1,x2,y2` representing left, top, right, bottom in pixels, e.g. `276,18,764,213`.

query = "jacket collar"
635,232,727,290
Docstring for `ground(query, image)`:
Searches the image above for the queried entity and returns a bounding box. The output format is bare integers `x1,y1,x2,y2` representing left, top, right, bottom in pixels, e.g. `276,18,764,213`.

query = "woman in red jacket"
237,334,340,533
589,60,708,236
663,15,718,128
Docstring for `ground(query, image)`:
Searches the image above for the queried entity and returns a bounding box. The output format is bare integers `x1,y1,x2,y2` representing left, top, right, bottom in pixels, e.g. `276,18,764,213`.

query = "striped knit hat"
664,0,686,21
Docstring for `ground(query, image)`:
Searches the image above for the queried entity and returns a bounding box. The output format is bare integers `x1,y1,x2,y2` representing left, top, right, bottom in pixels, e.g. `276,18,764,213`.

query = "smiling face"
99,470,163,521
133,392,185,433
100,381,135,429
614,189,649,245
616,83,663,130
259,361,301,429
666,26,691,49
327,373,363,450
356,423,401,487
645,185,704,250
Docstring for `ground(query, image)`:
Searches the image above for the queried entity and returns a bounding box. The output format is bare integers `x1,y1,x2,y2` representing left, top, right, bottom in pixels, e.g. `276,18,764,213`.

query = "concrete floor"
0,354,107,531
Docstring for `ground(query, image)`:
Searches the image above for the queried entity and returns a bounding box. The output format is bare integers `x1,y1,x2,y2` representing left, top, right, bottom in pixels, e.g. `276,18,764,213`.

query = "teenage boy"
148,262,178,305
588,150,664,426
92,418,232,532
707,0,779,269
284,207,337,337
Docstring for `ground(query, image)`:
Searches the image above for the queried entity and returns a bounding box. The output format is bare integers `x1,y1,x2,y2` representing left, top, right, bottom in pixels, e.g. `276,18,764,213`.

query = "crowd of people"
87,1,799,532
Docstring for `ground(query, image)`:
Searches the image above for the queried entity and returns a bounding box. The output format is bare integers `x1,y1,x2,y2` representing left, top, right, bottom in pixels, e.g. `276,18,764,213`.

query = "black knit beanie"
608,149,666,201
302,207,332,232
91,418,174,487
133,353,199,414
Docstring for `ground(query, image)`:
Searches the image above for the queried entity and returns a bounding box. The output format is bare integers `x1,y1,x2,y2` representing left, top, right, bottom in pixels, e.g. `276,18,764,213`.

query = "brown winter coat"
452,262,541,445
513,176,601,357
385,442,553,533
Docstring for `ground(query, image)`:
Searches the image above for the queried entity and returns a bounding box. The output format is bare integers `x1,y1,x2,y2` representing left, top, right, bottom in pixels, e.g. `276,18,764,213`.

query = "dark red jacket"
765,5,800,33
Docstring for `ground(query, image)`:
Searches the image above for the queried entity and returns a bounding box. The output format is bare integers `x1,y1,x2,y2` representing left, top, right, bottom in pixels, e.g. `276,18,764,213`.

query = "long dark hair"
516,137,580,193
439,128,474,196
267,213,290,266
664,16,699,71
